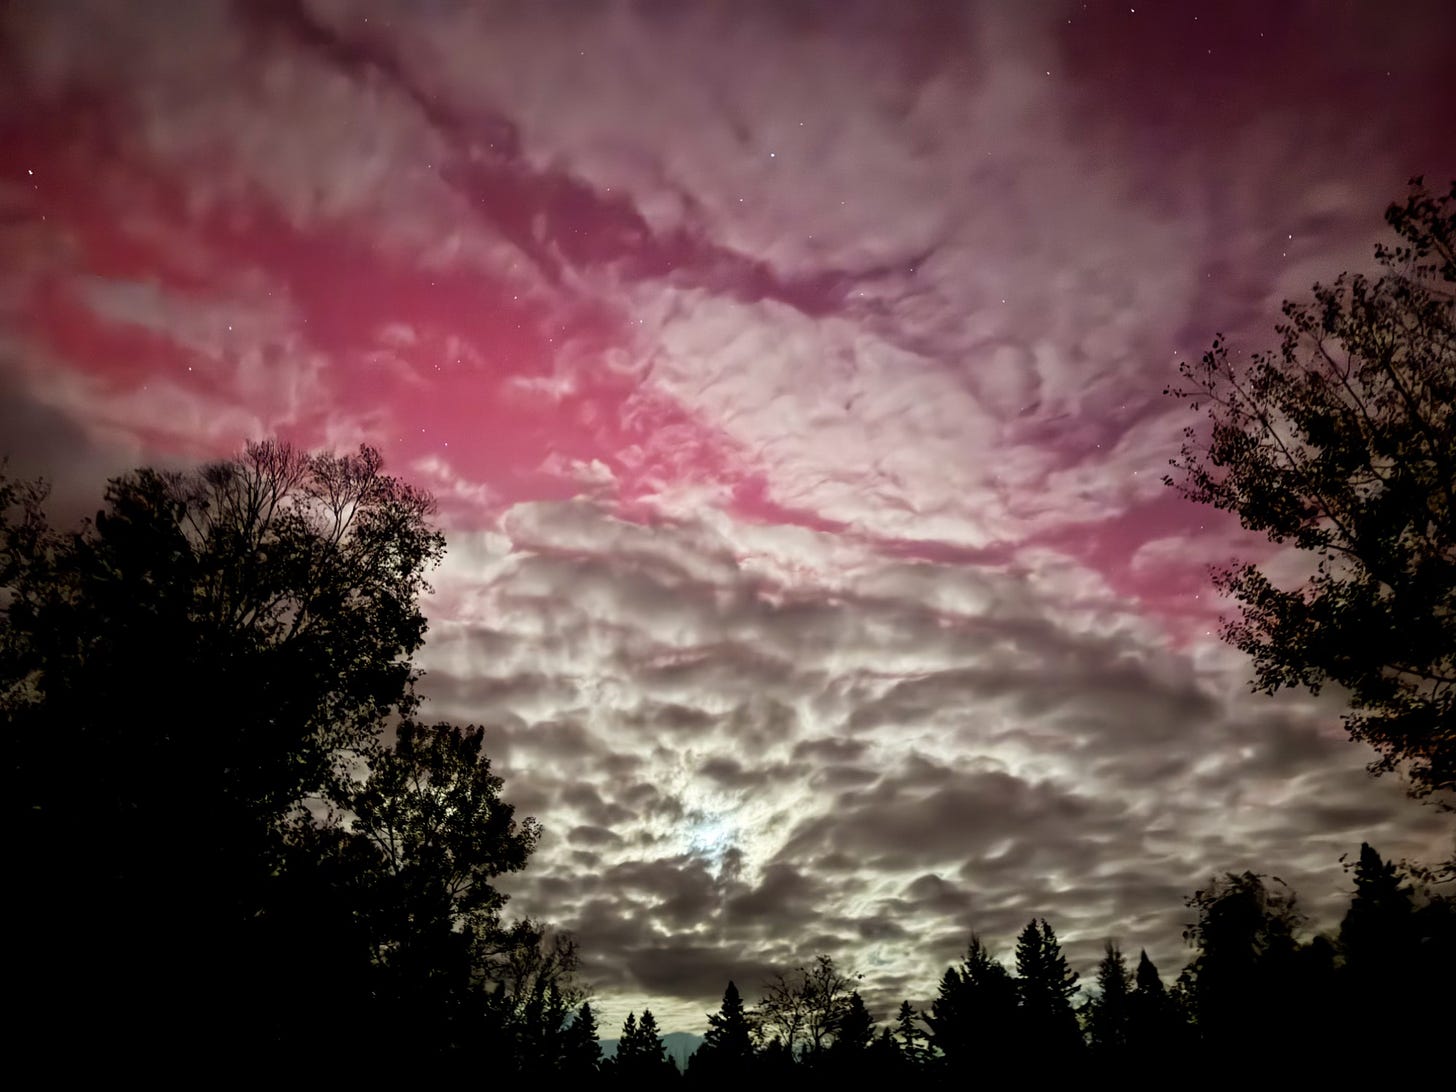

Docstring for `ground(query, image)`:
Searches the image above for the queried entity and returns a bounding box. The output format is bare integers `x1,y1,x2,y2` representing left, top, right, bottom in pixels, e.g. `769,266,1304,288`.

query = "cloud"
423,497,1451,1030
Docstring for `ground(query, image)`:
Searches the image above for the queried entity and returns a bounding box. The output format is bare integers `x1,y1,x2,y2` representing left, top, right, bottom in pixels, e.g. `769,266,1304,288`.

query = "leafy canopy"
2,441,561,1066
1165,179,1456,799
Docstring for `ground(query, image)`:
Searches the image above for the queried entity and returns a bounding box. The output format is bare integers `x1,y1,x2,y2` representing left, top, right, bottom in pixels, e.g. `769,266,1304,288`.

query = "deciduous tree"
757,954,858,1056
1181,872,1303,1053
1165,179,1456,800
2,442,548,1069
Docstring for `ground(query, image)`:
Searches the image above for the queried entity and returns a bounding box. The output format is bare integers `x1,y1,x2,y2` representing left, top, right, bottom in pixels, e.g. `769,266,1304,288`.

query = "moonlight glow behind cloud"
2,0,1454,1031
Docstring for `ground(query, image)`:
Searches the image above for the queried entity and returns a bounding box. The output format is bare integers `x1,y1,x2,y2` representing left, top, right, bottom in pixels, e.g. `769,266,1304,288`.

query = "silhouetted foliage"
1014,918,1083,1062
1165,179,1456,800
867,1025,903,1077
1125,950,1187,1063
691,980,754,1084
1337,842,1453,1048
563,1002,604,1079
7,446,1453,1076
893,999,929,1069
925,936,1018,1078
1083,941,1131,1062
2,442,551,1071
830,991,875,1055
756,954,858,1056
484,929,588,1075
1341,842,1416,974
1180,872,1305,1054
614,1009,677,1086
755,1037,797,1082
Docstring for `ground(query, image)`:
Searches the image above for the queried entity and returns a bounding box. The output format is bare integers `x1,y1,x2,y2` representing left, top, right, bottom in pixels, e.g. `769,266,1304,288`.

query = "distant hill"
599,1031,704,1069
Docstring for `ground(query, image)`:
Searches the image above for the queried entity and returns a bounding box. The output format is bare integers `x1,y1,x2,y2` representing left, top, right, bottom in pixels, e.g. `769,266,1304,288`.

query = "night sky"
3,1,1454,1032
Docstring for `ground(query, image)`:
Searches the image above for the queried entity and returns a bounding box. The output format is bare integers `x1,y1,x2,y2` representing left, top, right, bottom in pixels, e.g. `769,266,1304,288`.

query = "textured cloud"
2,0,1453,1034
418,499,1451,1028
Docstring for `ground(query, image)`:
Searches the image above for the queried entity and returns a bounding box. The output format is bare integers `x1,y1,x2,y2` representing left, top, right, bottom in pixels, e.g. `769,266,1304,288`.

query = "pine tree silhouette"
1085,941,1131,1062
692,980,754,1085
562,1001,602,1078
926,936,1018,1078
1014,919,1082,1062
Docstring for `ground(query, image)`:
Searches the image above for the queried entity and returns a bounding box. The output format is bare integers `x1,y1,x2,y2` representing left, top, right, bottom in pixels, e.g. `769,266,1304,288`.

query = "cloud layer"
2,0,1453,1031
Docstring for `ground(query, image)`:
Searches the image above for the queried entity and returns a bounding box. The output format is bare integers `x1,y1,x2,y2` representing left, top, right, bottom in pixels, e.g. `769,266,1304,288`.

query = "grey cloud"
810,764,878,790
568,825,623,848
699,756,797,790
724,863,827,931
778,767,1118,872
560,783,636,828
622,945,782,1006
413,496,1451,1030
902,873,974,918
792,736,869,763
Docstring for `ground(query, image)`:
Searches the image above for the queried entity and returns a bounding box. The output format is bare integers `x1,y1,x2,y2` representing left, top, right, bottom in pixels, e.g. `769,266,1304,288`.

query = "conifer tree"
868,1026,903,1076
1340,843,1416,975
833,992,874,1054
704,981,753,1057
1134,950,1165,998
1084,941,1132,1059
1337,843,1424,1046
618,1011,641,1065
756,1038,796,1082
562,1001,602,1078
893,999,928,1069
615,1010,673,1085
1014,919,1082,1058
926,936,1018,1077
1126,951,1184,1063
695,980,754,1083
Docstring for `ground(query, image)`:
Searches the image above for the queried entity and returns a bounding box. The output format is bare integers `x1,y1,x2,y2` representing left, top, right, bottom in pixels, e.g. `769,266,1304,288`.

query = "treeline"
5,444,1453,1078
575,846,1455,1085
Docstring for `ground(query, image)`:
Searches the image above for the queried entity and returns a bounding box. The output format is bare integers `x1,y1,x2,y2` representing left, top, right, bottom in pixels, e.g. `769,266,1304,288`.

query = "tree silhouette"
1335,843,1452,1050
1084,941,1132,1061
1014,918,1082,1061
692,980,755,1083
1181,872,1304,1054
616,1008,676,1085
893,999,928,1069
755,1037,796,1081
867,1026,904,1076
1165,179,1456,800
926,936,1018,1078
269,721,545,1061
1341,842,1417,975
1125,950,1186,1063
831,991,875,1054
2,442,549,1070
481,926,586,1071
1409,883,1456,1040
757,954,857,1056
346,721,538,999
11,444,1456,1075
562,1001,603,1078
